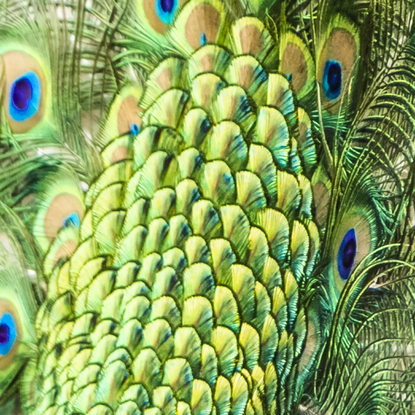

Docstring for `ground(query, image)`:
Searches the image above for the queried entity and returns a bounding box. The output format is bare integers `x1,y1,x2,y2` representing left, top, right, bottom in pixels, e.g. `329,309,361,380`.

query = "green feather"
0,1,413,414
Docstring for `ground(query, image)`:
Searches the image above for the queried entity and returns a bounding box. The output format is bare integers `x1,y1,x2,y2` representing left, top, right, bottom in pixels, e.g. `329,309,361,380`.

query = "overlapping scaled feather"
24,1,327,414
0,0,414,414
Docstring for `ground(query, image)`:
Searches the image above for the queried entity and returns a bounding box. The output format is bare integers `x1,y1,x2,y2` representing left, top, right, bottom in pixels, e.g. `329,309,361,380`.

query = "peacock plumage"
1,0,415,414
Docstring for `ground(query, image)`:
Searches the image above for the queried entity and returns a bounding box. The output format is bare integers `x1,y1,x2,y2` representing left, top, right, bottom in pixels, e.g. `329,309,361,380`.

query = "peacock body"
0,0,415,414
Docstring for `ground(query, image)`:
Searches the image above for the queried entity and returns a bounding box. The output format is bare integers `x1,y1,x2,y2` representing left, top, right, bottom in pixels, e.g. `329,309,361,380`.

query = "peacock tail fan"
0,0,413,414
307,0,415,412
0,204,38,414
0,0,107,259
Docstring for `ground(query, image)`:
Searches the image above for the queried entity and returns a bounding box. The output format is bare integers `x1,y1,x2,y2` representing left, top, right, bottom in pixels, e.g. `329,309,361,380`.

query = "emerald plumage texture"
0,0,414,414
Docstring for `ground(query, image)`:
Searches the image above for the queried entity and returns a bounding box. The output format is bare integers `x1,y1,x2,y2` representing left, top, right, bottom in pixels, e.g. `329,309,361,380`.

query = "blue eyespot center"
286,73,293,83
160,0,174,13
156,0,178,24
130,123,140,136
9,71,41,122
63,212,81,228
337,228,357,280
342,239,356,269
0,313,17,355
200,32,207,46
12,78,32,110
0,324,9,345
323,60,342,100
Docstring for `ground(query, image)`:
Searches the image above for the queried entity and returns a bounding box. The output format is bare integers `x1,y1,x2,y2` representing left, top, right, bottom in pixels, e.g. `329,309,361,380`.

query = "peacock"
1,0,415,414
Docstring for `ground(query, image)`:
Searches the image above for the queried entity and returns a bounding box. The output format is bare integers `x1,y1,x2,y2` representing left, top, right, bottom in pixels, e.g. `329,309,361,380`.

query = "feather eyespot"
184,2,222,50
2,51,47,133
322,60,342,101
279,31,315,99
316,16,359,114
331,209,376,296
43,193,84,243
143,0,181,33
0,300,21,370
156,0,178,24
118,96,142,136
0,313,17,356
337,228,357,280
32,171,85,252
9,71,41,122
